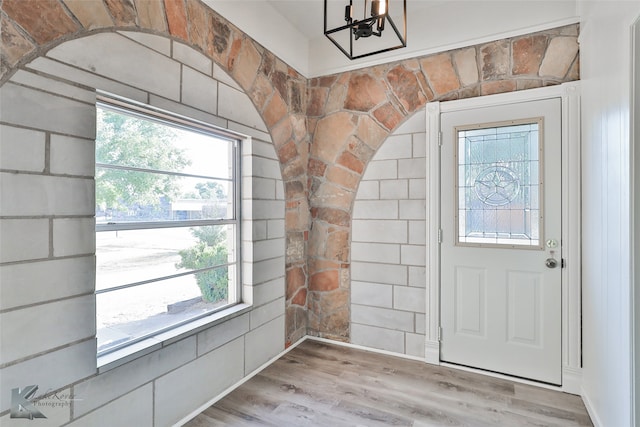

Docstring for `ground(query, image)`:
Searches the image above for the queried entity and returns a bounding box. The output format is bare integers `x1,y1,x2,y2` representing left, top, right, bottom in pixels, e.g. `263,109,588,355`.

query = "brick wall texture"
0,0,580,344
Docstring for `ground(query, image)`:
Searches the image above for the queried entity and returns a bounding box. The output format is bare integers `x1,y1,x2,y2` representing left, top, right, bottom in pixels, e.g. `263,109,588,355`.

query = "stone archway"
305,27,580,340
1,0,580,344
1,0,311,343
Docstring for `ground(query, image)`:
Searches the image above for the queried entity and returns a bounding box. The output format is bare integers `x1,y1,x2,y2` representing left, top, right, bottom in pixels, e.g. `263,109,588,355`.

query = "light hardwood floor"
184,339,593,426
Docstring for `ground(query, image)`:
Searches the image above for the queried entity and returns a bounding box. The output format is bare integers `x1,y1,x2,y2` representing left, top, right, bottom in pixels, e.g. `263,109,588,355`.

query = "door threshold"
440,361,564,392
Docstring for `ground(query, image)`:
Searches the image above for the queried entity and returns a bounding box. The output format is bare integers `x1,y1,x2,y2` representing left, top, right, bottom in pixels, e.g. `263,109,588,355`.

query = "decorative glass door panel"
456,118,543,248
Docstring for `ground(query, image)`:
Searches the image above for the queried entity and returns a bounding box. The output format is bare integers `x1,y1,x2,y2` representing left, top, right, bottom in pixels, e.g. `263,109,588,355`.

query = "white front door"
440,97,562,385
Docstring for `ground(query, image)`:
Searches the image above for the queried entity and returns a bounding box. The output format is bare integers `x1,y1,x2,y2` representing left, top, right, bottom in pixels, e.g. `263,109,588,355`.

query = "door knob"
545,258,558,269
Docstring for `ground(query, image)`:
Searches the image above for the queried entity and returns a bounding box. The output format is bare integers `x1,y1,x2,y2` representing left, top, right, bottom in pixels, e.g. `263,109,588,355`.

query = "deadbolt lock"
546,239,558,248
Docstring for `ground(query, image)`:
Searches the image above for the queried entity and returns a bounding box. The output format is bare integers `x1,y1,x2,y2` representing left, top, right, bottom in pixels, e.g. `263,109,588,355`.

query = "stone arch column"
1,0,310,344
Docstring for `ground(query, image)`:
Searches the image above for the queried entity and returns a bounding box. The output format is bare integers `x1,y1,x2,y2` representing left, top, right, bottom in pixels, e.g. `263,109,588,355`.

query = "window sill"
97,303,252,373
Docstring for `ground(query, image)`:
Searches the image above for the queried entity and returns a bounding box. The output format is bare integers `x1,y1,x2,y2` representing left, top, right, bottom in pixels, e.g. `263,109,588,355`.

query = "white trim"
426,83,582,392
174,336,309,426
438,84,578,113
631,14,640,427
560,82,582,374
98,304,252,372
94,97,251,367
424,339,440,365
425,101,441,365
562,365,583,395
582,388,605,427
307,336,426,363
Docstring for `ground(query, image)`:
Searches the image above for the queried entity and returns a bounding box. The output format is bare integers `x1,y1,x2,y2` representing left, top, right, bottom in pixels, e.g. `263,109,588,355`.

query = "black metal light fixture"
324,0,407,60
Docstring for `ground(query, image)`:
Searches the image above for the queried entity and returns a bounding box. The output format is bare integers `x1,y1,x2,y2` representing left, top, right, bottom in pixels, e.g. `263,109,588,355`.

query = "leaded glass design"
456,119,542,247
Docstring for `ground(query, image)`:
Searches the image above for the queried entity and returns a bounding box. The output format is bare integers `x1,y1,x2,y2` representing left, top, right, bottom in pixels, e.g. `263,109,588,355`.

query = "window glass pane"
457,121,541,247
95,100,240,357
96,269,233,354
96,225,236,291
96,108,233,180
96,169,233,223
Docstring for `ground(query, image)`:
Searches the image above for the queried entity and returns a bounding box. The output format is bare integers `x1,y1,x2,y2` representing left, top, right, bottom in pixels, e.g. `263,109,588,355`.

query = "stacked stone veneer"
1,0,579,357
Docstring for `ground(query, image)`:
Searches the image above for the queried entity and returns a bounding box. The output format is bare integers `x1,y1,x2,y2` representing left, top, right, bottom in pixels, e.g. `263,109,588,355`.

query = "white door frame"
632,15,640,426
425,82,582,394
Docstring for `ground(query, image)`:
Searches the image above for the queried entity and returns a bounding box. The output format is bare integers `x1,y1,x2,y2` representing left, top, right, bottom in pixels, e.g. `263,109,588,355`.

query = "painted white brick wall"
73,337,197,417
10,69,96,104
0,341,96,414
0,173,94,216
0,125,46,172
0,257,94,310
351,323,405,353
0,295,94,365
252,277,286,307
67,384,154,427
196,313,250,356
52,218,96,257
351,111,427,358
27,57,149,103
120,31,172,56
154,337,245,426
0,82,95,139
0,219,49,263
218,83,268,132
0,32,285,426
171,40,212,75
47,33,182,101
50,134,95,176
181,66,218,115
352,281,393,308
244,315,285,373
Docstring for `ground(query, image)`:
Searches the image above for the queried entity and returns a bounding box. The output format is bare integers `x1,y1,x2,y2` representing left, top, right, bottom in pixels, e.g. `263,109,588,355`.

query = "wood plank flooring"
184,340,593,427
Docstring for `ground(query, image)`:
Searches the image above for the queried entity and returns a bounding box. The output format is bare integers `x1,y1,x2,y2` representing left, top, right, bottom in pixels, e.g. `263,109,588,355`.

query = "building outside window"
95,96,241,356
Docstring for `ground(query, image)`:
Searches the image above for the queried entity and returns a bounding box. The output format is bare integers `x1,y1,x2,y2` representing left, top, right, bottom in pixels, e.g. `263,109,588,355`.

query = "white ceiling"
203,0,579,78
266,0,448,40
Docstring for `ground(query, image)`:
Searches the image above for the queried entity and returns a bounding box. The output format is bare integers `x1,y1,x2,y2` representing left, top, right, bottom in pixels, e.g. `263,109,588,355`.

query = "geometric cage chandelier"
324,0,407,60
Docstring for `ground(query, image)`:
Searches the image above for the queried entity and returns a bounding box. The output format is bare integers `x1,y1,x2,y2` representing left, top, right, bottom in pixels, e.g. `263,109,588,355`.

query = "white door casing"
424,83,582,393
440,98,562,385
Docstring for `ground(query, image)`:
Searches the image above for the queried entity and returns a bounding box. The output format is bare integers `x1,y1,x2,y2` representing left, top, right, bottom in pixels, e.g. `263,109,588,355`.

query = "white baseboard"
562,365,582,395
307,336,426,363
425,340,440,365
173,336,309,426
581,388,603,427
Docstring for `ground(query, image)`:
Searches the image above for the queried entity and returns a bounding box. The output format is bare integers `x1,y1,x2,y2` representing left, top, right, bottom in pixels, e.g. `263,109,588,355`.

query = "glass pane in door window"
456,119,542,248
